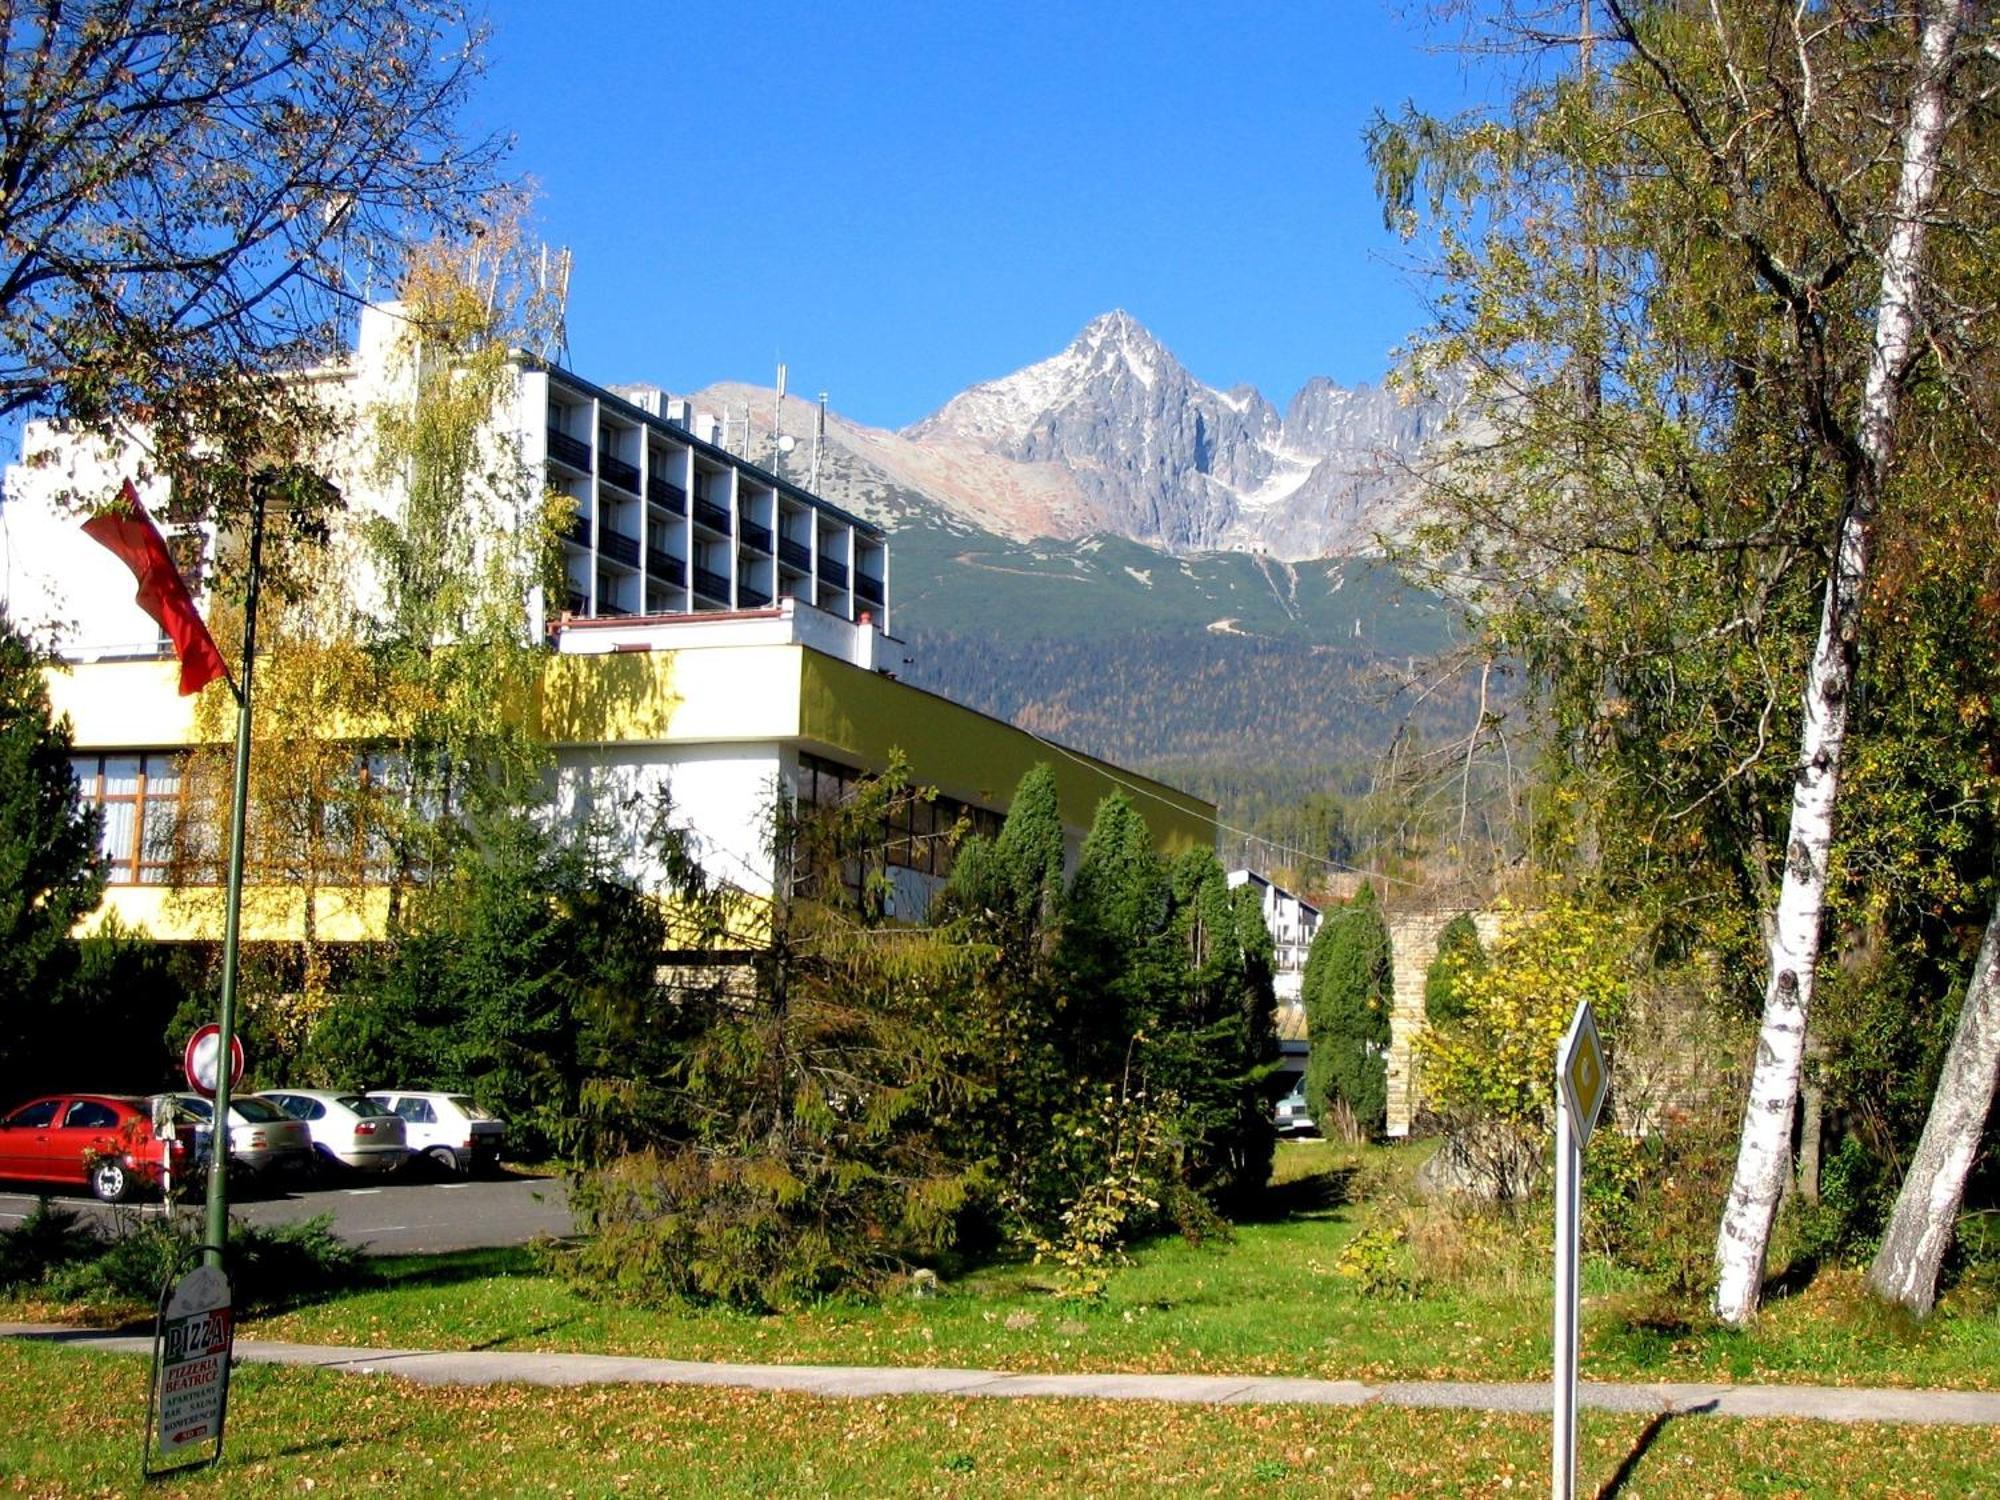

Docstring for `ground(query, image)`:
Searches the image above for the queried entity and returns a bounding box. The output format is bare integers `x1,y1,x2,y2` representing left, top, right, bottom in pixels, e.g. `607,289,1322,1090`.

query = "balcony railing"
778,536,812,572
854,572,884,606
648,476,686,513
548,429,592,472
693,496,732,534
692,566,733,603
646,548,684,582
739,520,773,555
738,583,771,608
818,556,848,588
600,453,641,495
566,515,592,547
599,529,640,568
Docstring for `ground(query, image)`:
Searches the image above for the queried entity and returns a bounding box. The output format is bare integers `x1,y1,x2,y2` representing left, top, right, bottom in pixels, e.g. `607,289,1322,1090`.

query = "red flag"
81,481,229,697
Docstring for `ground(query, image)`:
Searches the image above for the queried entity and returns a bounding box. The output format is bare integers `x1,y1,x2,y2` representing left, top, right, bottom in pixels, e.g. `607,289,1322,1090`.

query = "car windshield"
340,1096,393,1118
447,1095,495,1121
230,1097,287,1123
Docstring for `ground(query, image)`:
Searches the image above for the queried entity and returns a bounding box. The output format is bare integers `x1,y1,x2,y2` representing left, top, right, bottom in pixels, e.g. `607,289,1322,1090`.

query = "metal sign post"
1552,1001,1608,1500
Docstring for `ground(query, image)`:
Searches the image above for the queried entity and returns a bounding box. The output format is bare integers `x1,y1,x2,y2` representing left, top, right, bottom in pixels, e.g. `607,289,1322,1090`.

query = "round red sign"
182,1024,245,1098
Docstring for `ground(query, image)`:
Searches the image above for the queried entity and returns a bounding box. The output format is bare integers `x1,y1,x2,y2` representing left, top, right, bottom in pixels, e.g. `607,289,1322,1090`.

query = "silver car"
259,1090,410,1174
153,1092,314,1184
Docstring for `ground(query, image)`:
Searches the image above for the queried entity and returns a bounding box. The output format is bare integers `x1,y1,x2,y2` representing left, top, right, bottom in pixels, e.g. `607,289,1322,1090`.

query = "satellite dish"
776,435,796,453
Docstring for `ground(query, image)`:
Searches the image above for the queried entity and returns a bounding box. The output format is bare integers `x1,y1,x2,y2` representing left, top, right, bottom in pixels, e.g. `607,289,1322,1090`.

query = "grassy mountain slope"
873,494,1479,822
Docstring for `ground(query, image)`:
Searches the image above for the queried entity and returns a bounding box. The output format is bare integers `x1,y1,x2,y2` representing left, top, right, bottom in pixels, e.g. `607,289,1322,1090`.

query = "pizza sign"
155,1265,233,1458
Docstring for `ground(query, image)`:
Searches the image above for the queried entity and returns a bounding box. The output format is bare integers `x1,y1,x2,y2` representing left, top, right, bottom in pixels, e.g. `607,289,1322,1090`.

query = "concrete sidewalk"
8,1323,1998,1425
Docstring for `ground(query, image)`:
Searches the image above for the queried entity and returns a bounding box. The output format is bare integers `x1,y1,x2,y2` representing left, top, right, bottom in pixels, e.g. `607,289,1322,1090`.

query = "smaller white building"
1227,869,1320,1001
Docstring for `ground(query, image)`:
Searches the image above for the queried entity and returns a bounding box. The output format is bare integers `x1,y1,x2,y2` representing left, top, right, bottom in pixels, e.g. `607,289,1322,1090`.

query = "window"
6,1100,60,1129
69,752,187,884
63,1101,119,1129
393,1098,435,1125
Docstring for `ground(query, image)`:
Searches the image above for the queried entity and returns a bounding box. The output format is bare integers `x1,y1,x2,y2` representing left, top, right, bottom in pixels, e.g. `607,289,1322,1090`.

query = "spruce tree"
0,614,105,1097
1302,882,1392,1139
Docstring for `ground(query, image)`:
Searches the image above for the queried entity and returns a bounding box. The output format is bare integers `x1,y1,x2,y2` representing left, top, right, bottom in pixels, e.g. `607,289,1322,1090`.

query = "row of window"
67,750,434,887
796,753,1002,881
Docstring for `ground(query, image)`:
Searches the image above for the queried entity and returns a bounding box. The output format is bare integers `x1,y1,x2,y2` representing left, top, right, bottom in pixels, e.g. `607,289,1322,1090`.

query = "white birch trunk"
1711,0,1964,1325
1867,901,2000,1315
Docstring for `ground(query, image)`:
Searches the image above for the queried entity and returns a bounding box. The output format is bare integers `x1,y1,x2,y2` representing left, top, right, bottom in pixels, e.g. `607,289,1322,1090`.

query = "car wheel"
425,1145,461,1176
90,1160,131,1203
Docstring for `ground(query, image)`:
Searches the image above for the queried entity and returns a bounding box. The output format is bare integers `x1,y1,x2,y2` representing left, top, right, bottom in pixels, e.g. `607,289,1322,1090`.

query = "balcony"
692,566,733,604
739,583,771,608
818,556,848,588
599,529,640,568
600,453,641,495
693,496,732,534
648,476,686,514
778,536,812,572
566,515,592,548
563,589,587,616
646,547,684,582
547,428,592,472
854,572,884,607
597,601,633,618
739,520,773,555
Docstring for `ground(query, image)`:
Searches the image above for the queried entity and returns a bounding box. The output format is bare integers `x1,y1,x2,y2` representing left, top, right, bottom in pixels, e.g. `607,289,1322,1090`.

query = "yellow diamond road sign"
1557,1001,1608,1147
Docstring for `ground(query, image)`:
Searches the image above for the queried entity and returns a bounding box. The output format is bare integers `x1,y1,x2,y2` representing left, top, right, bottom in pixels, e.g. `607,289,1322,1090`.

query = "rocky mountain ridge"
688,310,1456,562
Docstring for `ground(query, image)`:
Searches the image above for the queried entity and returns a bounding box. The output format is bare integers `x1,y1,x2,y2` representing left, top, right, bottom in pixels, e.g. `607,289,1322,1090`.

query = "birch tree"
1709,0,1967,1326
1868,902,2000,1313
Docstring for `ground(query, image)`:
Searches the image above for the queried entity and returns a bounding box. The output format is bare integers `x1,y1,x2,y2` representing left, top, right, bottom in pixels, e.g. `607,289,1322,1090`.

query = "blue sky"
470,2,1484,430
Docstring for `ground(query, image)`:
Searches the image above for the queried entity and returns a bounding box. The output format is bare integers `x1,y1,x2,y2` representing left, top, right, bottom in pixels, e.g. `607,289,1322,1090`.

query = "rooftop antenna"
534,245,573,366
809,392,827,493
772,361,788,476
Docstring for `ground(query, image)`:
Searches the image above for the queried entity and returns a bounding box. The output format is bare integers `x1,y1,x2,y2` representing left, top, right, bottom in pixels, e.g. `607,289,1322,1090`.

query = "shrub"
1417,899,1639,1199
29,1212,363,1311
0,1200,99,1289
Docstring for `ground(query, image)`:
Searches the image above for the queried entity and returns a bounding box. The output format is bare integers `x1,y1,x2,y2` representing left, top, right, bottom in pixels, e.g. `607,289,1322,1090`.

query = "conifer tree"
0,614,105,1096
1302,883,1392,1139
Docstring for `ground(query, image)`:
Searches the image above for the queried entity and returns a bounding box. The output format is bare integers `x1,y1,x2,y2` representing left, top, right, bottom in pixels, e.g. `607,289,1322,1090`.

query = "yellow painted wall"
45,660,207,746
537,644,800,746
798,651,1216,856
90,885,391,943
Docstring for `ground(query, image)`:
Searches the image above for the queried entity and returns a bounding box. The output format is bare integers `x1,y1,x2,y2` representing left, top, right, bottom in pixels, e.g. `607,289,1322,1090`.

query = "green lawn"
218,1142,2000,1393
7,1339,2000,1498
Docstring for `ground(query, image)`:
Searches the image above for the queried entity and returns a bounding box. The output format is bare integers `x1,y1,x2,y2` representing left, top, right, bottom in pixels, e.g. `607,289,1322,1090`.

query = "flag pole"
203,478,267,1271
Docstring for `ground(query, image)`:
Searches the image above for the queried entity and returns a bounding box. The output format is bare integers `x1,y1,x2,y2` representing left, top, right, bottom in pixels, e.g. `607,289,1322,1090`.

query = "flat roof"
538,362,885,541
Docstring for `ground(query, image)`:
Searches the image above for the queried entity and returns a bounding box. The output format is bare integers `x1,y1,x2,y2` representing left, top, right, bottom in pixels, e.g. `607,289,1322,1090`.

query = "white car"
365,1091,505,1176
259,1090,410,1174
1273,1077,1316,1136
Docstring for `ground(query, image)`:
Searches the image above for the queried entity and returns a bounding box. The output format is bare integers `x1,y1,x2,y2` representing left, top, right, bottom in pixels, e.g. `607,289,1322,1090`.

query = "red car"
0,1094,182,1202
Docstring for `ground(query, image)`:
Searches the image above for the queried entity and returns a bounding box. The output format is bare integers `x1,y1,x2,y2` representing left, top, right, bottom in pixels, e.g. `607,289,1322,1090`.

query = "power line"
1011,725,1427,891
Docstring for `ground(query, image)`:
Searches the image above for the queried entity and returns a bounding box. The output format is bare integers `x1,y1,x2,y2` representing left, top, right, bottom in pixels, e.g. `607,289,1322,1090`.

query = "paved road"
0,1173,571,1255
7,1326,1999,1425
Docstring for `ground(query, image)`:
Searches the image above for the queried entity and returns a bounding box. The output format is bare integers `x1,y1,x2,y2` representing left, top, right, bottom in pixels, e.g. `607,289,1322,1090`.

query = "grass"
217,1141,2000,1393
7,1338,2000,1498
